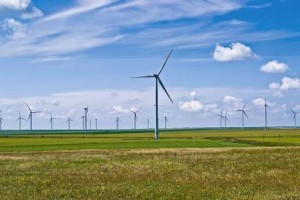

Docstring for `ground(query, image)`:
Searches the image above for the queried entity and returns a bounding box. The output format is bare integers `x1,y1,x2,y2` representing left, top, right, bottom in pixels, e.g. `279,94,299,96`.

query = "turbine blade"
243,103,247,110
26,103,32,112
131,75,154,78
158,49,173,75
158,77,173,103
243,111,248,118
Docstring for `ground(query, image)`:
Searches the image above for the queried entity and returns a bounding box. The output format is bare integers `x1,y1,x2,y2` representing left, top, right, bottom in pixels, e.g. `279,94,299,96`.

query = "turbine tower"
236,103,248,130
116,117,120,130
264,99,269,131
132,49,174,139
66,116,73,130
216,110,224,129
84,106,88,133
49,113,58,132
131,107,142,130
17,113,26,131
290,108,299,130
26,104,40,133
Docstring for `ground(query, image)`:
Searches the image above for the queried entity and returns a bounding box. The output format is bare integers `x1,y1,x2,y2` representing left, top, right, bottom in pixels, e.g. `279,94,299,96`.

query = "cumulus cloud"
213,43,256,62
21,6,43,19
0,0,30,10
260,60,288,73
270,77,300,90
252,98,274,107
179,100,204,112
111,106,129,114
2,18,27,39
223,95,242,103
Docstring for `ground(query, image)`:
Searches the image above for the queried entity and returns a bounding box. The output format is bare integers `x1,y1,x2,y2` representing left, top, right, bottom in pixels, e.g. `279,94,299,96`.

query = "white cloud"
252,98,274,107
21,6,43,19
111,106,129,114
179,100,204,112
213,43,256,62
0,0,30,10
272,91,284,98
223,95,242,103
270,77,300,90
2,18,27,39
269,82,280,90
260,60,288,73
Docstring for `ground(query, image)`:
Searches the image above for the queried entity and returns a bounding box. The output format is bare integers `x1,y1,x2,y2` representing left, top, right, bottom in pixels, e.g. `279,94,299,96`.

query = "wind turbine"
49,113,58,132
147,119,150,129
289,108,300,130
95,118,98,130
17,113,26,131
224,111,229,129
116,117,120,130
66,116,73,130
264,99,270,131
0,112,3,131
131,107,142,130
89,117,92,131
132,49,174,139
81,116,85,131
26,104,41,133
164,114,169,129
216,110,224,129
236,103,248,130
84,106,88,133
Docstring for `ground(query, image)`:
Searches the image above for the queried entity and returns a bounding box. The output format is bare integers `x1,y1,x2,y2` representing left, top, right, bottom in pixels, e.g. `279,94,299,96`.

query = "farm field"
0,129,299,199
0,147,300,199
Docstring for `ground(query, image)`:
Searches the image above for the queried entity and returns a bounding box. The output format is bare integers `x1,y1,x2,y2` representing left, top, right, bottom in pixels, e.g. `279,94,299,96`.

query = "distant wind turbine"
224,111,229,128
81,115,85,131
216,110,224,129
164,115,168,129
26,104,41,133
289,108,300,130
131,107,142,130
95,118,98,130
66,116,73,130
17,113,26,131
264,99,270,131
49,113,58,132
236,103,248,130
0,111,3,131
147,119,150,129
132,49,174,139
84,106,88,133
116,117,120,130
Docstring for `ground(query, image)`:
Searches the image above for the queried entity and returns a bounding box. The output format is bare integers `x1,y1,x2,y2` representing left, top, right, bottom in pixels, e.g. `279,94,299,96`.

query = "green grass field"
0,129,299,199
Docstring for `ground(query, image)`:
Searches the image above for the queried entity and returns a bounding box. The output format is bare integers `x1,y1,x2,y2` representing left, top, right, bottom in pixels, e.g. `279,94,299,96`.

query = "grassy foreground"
0,147,299,199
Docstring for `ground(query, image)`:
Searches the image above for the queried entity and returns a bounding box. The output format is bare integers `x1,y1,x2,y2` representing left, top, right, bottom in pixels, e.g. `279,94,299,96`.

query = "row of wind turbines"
216,100,300,130
0,49,174,140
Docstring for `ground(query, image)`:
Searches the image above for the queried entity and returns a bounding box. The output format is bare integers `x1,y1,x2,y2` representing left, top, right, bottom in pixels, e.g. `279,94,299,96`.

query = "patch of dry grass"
0,147,299,199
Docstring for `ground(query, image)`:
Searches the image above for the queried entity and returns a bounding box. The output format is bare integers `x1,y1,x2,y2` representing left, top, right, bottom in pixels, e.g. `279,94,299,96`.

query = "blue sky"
0,0,300,130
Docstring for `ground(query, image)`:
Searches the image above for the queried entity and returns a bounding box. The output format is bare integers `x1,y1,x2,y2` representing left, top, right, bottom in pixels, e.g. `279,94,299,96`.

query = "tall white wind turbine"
290,108,300,130
49,113,58,132
264,99,270,131
84,106,88,133
26,104,41,133
17,113,26,131
66,116,73,130
132,49,174,139
131,107,142,130
216,110,224,129
116,117,120,130
236,103,248,130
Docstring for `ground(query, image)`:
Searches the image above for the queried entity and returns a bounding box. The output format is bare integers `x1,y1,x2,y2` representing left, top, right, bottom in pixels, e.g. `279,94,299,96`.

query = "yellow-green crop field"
0,129,299,199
